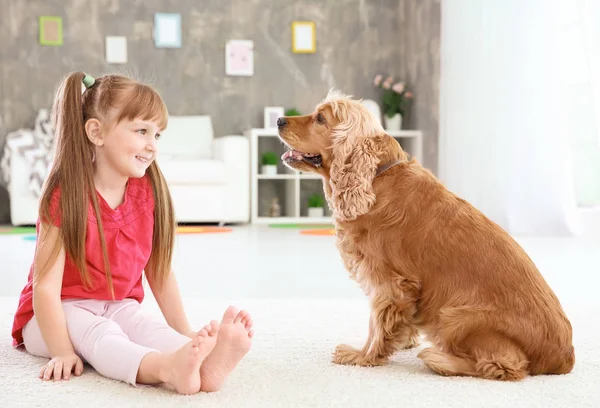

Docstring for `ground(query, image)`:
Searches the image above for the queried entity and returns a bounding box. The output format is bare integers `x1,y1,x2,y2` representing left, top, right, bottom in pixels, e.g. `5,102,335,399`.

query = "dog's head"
278,90,405,221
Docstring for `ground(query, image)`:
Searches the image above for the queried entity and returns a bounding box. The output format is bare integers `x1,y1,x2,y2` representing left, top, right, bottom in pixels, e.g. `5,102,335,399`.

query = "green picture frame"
39,16,63,46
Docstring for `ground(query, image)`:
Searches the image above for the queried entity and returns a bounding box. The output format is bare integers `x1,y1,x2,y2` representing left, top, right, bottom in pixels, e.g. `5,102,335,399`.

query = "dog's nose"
277,117,287,128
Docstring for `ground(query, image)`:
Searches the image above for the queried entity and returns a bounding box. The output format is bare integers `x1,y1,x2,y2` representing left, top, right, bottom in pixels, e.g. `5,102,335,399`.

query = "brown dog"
277,90,575,380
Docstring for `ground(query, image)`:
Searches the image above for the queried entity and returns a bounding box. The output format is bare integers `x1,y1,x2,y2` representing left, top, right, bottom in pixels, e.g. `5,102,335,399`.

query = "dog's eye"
316,113,326,124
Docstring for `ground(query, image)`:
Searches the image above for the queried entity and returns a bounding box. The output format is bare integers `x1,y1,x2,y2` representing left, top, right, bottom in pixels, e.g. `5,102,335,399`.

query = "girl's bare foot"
200,306,254,392
163,322,218,395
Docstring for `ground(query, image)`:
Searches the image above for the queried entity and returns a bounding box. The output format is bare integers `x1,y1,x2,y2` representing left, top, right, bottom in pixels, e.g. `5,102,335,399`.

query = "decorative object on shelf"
105,36,127,64
385,113,402,131
285,108,301,116
307,193,325,218
373,74,413,131
153,13,181,48
264,106,285,129
225,39,254,76
269,197,281,217
261,151,278,175
39,16,63,46
292,21,316,53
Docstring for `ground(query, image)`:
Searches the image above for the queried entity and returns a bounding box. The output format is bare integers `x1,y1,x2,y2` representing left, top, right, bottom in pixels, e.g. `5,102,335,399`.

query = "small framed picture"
292,21,316,53
264,107,285,130
105,36,127,64
39,16,63,46
154,13,181,48
225,40,254,76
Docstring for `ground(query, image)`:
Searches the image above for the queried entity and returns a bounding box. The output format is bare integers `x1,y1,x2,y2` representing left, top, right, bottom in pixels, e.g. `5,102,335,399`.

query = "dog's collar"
375,160,402,177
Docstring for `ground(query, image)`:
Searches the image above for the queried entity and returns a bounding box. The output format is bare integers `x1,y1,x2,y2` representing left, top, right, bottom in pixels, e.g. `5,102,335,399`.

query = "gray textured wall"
0,0,440,224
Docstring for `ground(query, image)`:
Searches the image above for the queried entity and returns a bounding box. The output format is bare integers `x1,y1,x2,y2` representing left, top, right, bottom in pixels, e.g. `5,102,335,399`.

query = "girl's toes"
209,321,219,335
248,329,255,339
245,319,253,330
234,310,247,324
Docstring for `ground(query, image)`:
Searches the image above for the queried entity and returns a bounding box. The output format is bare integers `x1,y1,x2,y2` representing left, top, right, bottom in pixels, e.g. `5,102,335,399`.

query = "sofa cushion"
159,116,214,159
158,159,226,185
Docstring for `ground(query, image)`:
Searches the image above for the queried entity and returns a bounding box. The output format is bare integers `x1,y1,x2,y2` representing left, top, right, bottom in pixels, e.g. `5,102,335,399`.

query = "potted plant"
285,108,302,116
307,193,325,218
373,74,413,131
262,151,278,175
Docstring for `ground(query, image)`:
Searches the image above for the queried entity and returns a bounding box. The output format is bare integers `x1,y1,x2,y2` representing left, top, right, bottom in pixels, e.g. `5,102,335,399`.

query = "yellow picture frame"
292,21,316,54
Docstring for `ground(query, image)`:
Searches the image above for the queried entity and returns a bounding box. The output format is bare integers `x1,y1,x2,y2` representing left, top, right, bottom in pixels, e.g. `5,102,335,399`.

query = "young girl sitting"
10,72,254,395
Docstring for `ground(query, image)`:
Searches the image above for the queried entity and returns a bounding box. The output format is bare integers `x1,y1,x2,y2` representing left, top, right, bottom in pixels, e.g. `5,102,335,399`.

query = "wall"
0,0,440,224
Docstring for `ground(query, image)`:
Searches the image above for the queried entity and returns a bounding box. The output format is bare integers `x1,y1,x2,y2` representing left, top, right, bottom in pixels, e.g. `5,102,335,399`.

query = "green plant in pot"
285,108,301,116
307,193,325,218
373,74,413,131
262,151,278,175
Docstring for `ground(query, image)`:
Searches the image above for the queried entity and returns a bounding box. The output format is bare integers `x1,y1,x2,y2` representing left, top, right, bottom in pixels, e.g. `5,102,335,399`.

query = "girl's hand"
39,354,84,381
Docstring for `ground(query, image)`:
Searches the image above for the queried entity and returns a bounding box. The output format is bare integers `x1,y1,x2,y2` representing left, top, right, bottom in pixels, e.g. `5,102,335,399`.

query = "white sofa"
8,115,250,225
156,115,249,224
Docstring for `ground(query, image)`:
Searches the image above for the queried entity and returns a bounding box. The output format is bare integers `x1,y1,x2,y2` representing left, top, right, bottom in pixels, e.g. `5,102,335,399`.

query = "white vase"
262,165,277,175
384,113,402,131
308,207,324,218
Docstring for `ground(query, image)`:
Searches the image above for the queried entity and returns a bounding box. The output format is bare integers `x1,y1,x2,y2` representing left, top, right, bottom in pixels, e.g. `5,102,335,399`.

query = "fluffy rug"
0,297,598,407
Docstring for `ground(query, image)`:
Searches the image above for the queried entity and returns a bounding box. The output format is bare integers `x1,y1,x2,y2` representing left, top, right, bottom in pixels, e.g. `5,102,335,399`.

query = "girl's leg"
105,299,217,354
106,300,252,393
62,301,157,386
22,316,52,359
23,300,214,394
22,301,154,384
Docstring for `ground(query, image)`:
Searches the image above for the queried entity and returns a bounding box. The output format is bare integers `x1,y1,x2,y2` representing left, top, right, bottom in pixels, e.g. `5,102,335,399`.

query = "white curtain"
571,0,600,208
438,0,585,236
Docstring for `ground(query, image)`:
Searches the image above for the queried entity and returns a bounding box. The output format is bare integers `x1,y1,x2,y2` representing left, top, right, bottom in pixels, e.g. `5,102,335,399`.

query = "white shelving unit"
245,127,423,225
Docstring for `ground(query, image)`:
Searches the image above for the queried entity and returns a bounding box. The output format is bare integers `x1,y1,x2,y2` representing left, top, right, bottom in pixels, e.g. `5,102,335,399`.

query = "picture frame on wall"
153,13,182,48
39,16,63,46
105,36,128,64
264,107,285,130
225,40,254,76
292,21,316,53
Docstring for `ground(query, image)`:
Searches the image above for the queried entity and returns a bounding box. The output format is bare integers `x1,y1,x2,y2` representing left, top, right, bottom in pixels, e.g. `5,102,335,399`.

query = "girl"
10,72,254,395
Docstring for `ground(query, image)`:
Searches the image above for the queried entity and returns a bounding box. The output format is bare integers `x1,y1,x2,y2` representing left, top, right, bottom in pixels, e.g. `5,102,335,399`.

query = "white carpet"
1,297,599,408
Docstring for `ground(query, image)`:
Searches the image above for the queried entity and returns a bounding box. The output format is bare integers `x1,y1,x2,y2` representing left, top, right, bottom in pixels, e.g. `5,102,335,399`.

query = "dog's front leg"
332,283,420,367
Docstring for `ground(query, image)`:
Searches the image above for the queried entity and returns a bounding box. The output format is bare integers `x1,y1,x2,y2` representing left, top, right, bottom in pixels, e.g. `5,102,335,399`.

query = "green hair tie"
82,74,95,89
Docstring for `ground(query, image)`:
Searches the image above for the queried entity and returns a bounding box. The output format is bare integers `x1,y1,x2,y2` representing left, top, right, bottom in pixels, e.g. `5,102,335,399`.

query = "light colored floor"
1,226,599,407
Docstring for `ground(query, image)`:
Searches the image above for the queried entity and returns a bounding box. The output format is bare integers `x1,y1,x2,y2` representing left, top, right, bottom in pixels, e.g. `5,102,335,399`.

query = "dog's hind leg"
467,332,529,380
418,347,477,377
419,332,529,381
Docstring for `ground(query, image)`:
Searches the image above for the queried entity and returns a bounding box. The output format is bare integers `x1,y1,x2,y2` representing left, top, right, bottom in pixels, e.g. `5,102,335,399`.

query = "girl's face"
94,116,162,180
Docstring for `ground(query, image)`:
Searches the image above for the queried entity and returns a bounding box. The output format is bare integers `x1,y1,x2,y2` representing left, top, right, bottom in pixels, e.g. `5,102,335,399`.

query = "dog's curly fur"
278,90,575,380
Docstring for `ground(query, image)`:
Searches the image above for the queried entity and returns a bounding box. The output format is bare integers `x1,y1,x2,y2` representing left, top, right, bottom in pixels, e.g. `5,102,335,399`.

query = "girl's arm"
32,224,76,356
148,270,194,338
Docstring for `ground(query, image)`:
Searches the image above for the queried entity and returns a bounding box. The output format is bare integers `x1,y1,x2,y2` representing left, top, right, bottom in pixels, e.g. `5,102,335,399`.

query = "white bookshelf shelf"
244,127,423,225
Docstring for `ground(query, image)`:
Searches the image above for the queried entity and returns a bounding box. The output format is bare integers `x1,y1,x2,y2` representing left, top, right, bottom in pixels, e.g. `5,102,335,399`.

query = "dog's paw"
332,344,387,367
400,330,421,350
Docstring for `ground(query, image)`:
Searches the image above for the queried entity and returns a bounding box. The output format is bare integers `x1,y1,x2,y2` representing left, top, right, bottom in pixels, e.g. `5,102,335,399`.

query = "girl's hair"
35,72,175,295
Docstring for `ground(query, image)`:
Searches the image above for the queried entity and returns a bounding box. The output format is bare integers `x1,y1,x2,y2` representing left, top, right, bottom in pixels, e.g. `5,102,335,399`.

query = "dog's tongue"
281,150,304,160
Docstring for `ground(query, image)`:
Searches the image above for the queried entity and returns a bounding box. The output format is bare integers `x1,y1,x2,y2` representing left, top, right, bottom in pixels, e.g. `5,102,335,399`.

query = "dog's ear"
329,135,382,221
